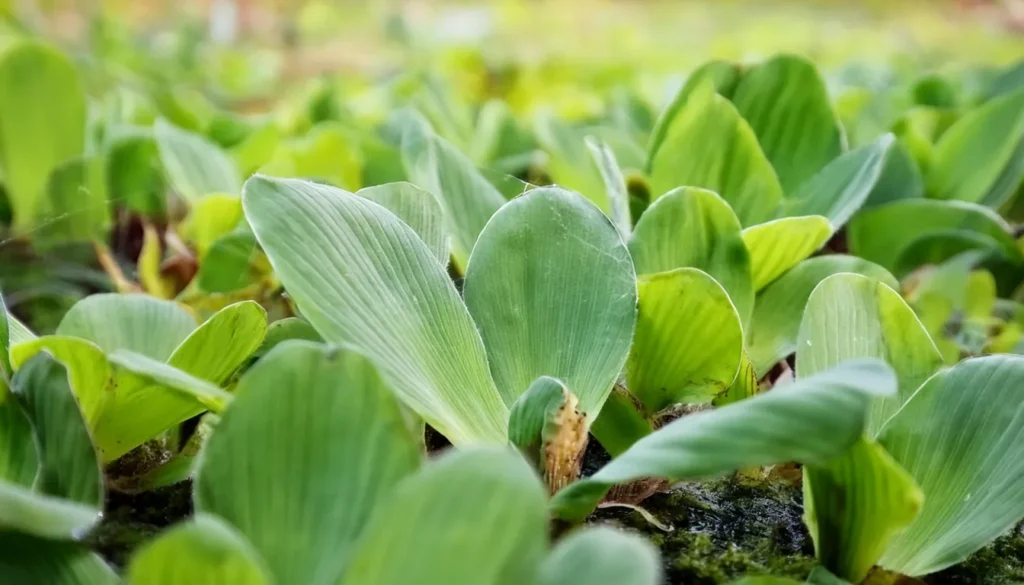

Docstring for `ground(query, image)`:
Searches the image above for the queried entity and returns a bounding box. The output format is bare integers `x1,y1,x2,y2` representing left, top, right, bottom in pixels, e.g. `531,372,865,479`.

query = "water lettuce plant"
1,18,1024,585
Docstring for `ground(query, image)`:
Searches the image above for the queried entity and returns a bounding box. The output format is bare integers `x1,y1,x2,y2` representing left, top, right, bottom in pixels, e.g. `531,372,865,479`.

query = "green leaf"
243,176,507,444
0,397,36,487
803,438,923,583
589,385,654,458
0,355,102,539
197,342,421,585
463,187,636,416
731,54,845,193
648,85,782,226
260,122,362,191
981,132,1024,210
627,268,743,412
196,231,263,293
0,41,86,233
647,60,741,167
0,533,117,584
927,89,1024,204
108,350,233,414
10,337,112,435
35,155,111,248
57,293,197,361
10,338,232,461
781,135,894,230
628,187,753,327
166,301,267,385
797,273,944,436
13,354,102,510
847,199,1017,276
746,255,897,377
106,131,166,216
537,526,662,585
402,128,505,271
253,317,322,359
357,181,450,266
340,447,548,585
180,194,244,258
877,355,1024,575
864,139,926,208
550,359,897,522
155,118,241,200
586,137,632,240
126,514,271,585
742,216,832,292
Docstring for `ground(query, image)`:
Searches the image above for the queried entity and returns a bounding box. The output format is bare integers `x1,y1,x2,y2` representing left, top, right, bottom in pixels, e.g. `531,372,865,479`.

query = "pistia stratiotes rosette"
4,293,267,488
797,273,1024,582
244,174,637,488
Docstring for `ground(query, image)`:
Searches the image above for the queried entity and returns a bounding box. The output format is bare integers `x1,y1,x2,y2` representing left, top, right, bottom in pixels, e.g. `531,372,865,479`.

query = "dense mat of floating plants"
0,29,1023,585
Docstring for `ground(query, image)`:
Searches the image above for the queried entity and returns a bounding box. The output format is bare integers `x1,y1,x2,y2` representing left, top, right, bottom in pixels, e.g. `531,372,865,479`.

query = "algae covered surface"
593,476,1024,585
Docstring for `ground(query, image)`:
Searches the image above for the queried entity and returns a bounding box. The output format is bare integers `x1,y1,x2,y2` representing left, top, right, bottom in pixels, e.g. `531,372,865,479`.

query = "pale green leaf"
537,526,662,585
803,438,923,583
340,447,548,585
508,376,570,467
586,137,632,239
628,186,753,327
781,135,894,230
127,514,271,585
6,313,35,346
878,355,1024,575
357,181,450,266
847,199,1018,276
627,268,743,413
551,359,897,522
797,273,944,436
155,118,241,200
463,186,636,415
197,342,421,585
243,175,507,444
0,482,100,540
0,41,85,233
731,54,845,193
0,533,118,584
742,215,832,292
533,112,607,212
166,301,267,384
57,294,197,362
927,89,1024,203
747,256,897,376
402,128,505,271
648,85,782,226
